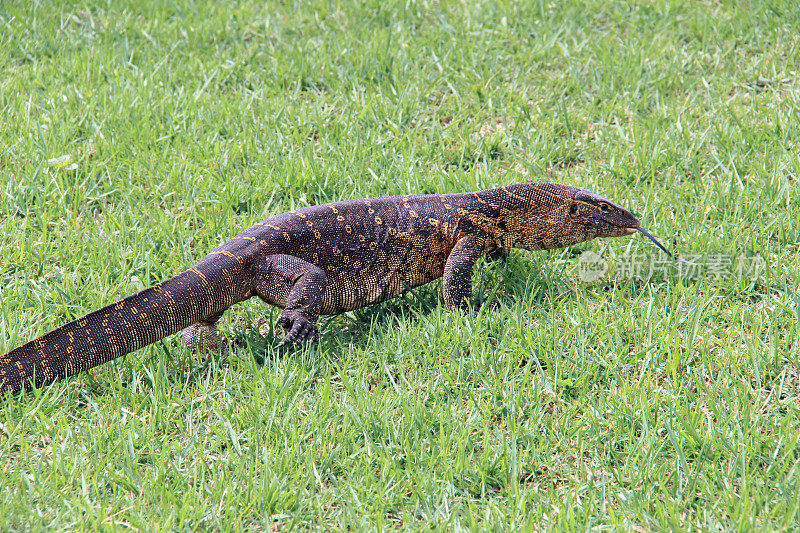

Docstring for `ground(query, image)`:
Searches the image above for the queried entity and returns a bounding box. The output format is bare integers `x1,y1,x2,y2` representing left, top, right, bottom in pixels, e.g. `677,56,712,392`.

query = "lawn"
1,0,799,530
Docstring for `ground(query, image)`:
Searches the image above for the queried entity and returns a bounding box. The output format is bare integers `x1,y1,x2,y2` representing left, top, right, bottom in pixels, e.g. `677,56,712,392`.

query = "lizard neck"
465,183,581,251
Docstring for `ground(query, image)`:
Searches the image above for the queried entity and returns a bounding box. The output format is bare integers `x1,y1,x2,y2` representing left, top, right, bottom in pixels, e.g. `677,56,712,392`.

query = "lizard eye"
599,203,611,213
569,203,579,216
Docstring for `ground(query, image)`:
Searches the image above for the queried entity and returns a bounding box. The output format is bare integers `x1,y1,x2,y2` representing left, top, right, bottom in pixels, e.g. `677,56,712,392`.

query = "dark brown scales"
0,182,640,394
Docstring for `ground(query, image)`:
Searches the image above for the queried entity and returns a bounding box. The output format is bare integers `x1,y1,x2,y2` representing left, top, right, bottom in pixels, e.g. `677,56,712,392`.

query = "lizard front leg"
443,234,488,312
252,254,327,347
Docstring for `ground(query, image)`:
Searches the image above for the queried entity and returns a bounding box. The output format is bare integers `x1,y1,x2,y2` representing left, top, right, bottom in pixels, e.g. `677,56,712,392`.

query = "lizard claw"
276,313,319,347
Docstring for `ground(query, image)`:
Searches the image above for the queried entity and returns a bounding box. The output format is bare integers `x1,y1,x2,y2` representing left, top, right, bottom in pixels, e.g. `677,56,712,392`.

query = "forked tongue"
636,227,698,266
636,227,673,258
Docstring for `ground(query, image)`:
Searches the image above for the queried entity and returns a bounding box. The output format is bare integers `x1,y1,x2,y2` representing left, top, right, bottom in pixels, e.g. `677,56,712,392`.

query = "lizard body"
0,182,640,394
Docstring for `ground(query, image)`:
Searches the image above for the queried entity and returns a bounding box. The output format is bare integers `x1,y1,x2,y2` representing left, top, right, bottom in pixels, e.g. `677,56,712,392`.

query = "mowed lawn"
1,0,799,530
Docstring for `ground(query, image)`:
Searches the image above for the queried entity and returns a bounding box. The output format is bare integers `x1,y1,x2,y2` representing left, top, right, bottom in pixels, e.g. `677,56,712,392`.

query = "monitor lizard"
0,182,665,394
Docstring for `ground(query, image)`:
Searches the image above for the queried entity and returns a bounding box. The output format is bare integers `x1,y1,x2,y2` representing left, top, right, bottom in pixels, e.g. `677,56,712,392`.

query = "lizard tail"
0,255,249,395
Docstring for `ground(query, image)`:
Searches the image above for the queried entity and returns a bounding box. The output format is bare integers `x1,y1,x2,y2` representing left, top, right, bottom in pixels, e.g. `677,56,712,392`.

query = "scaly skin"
0,182,640,394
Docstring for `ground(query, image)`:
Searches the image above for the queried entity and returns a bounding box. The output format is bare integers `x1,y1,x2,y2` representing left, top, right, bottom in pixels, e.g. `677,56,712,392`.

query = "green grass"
1,0,799,530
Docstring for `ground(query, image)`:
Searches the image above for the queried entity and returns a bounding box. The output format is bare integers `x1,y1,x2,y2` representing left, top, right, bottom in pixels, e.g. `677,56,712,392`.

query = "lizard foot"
276,312,319,348
182,322,228,355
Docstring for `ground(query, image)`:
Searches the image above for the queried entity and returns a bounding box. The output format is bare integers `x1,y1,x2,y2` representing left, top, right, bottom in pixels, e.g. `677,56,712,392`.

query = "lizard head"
569,188,641,239
499,183,641,250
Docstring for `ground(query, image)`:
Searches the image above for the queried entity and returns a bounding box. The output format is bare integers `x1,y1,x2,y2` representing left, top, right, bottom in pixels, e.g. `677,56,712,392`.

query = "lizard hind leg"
252,254,327,348
181,312,228,355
